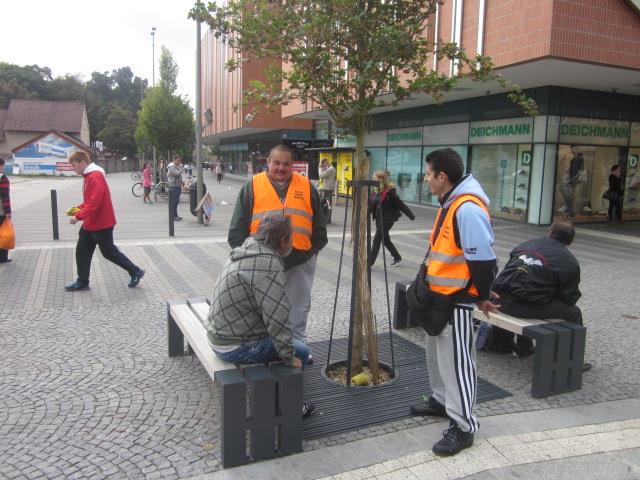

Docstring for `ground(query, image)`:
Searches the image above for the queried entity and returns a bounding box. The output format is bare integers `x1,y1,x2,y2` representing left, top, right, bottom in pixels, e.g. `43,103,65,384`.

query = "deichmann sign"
559,117,630,146
469,118,533,144
386,128,422,145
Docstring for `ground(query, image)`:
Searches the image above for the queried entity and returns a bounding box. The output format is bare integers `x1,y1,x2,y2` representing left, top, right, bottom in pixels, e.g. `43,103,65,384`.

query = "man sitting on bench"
490,221,591,371
204,214,316,417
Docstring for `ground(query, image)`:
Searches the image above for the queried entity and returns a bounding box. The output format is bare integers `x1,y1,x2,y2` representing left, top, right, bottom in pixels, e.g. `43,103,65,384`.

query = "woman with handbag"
0,159,13,263
368,170,415,267
608,164,623,223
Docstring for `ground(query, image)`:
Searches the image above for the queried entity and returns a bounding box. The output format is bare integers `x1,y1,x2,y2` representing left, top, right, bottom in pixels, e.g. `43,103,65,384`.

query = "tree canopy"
159,46,179,94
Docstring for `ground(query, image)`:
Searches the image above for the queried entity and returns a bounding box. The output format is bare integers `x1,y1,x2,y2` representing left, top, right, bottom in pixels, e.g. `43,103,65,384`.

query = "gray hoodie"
205,237,295,365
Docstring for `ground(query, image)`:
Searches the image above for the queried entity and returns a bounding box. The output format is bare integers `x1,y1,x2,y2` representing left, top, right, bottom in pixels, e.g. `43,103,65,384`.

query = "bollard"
51,190,59,240
168,188,175,237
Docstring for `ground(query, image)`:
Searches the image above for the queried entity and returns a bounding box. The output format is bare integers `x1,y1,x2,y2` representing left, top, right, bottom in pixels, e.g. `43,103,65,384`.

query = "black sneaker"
65,281,90,291
128,269,145,288
302,402,316,419
410,397,448,418
432,424,474,456
174,216,183,221
306,354,314,365
390,258,401,267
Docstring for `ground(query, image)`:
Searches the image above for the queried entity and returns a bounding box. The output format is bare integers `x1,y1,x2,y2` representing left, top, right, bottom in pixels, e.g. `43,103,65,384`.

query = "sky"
1,0,202,106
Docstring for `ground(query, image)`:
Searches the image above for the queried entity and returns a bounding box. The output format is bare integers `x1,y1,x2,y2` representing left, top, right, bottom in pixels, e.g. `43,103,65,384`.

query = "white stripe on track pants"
425,304,479,433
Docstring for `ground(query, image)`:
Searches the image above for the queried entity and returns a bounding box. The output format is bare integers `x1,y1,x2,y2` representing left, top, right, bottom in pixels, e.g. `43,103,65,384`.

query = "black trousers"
0,215,8,262
370,221,400,265
608,197,622,221
76,226,139,285
493,292,583,351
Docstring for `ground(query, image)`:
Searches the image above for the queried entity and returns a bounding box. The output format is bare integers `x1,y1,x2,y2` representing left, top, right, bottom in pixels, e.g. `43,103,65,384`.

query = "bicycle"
131,171,142,182
131,182,144,197
131,181,169,202
181,176,193,199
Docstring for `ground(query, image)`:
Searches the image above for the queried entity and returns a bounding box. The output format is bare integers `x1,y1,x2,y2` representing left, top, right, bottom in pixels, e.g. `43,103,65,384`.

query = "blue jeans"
169,186,181,217
215,337,310,366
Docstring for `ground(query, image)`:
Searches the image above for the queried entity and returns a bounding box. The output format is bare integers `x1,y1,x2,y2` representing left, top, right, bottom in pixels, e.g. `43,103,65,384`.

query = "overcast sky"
1,0,201,106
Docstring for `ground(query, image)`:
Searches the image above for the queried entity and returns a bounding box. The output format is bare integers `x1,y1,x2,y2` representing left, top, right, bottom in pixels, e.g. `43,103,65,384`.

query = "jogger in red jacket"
65,151,144,291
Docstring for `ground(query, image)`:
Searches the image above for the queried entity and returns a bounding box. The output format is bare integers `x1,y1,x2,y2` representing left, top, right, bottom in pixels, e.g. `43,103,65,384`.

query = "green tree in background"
98,104,138,156
0,63,53,108
159,46,179,94
192,0,537,382
136,87,195,161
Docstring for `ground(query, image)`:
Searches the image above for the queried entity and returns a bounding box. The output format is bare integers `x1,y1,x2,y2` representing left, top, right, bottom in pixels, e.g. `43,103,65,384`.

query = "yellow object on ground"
351,372,371,386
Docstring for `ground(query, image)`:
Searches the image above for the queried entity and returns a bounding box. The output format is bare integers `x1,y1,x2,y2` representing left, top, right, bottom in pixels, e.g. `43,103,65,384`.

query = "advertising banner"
292,161,309,177
13,133,86,176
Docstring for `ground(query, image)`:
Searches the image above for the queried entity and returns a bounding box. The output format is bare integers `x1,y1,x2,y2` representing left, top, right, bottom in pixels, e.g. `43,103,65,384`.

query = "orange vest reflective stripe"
250,172,313,251
426,194,490,297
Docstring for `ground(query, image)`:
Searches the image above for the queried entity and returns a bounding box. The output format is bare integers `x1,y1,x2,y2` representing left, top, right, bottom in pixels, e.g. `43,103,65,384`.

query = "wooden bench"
393,281,586,398
167,298,303,468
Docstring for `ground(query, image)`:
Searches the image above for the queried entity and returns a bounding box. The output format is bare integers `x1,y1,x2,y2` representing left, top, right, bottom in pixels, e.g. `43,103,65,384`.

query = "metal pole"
195,12,204,224
346,184,359,387
151,27,157,178
168,188,175,237
50,190,59,240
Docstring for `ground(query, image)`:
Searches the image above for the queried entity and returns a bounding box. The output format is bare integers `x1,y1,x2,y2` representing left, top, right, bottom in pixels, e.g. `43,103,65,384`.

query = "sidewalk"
1,171,639,479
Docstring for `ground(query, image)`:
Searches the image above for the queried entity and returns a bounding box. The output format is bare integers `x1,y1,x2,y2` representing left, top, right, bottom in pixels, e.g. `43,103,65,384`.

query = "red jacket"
75,163,116,231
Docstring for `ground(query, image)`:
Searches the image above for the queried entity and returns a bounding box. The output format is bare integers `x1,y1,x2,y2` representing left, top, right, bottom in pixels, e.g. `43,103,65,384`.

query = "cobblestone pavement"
1,171,639,479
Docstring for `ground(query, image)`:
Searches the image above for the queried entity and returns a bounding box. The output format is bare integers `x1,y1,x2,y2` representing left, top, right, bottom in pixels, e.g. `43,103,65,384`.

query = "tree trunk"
350,130,380,384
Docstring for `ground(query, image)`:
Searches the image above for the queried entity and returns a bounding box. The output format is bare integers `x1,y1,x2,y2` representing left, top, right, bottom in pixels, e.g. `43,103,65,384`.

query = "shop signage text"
387,131,421,142
560,123,629,140
470,123,531,138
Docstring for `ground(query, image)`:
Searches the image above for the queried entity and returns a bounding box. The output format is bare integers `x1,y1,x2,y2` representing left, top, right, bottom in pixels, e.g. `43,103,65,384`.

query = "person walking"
142,162,153,204
318,157,336,223
228,144,328,349
608,164,623,223
368,170,415,267
0,159,12,263
64,151,144,291
215,163,223,183
207,214,315,417
410,148,499,457
167,155,184,221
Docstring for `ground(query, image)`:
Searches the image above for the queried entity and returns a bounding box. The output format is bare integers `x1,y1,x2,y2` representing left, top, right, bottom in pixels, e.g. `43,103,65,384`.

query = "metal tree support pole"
195,15,204,224
50,190,59,240
326,192,350,366
377,200,396,373
345,184,359,386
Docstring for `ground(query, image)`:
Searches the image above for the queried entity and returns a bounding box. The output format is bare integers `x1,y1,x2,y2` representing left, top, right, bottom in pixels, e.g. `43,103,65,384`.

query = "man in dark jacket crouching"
491,221,588,368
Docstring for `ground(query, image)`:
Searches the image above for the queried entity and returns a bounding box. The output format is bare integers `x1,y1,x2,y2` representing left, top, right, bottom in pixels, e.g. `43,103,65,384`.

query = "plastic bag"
0,218,15,250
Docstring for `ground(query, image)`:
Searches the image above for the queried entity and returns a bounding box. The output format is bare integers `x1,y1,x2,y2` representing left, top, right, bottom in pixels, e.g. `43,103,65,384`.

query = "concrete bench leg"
167,299,191,357
393,282,416,329
215,369,249,468
524,322,586,398
272,363,303,455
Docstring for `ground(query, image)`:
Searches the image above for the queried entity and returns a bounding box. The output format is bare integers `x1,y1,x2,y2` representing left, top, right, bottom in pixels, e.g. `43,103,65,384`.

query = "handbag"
603,190,618,201
0,218,15,250
406,262,471,336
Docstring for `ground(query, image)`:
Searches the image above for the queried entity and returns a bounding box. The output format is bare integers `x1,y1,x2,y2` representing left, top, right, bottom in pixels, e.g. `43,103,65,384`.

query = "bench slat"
169,304,235,377
473,307,564,335
189,301,211,325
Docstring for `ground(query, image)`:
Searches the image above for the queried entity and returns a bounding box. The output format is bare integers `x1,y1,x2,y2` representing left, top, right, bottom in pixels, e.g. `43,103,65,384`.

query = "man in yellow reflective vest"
410,148,500,456
228,145,328,356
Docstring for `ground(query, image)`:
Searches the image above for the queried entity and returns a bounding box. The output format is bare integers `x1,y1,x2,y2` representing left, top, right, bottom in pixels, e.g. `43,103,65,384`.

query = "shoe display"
516,169,528,176
515,197,526,203
302,402,316,418
65,281,90,291
128,269,145,288
410,397,448,418
517,183,527,188
432,423,474,456
390,258,401,267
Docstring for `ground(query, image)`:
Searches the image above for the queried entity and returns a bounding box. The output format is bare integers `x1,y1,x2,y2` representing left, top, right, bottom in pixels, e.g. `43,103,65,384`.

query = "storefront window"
367,148,387,178
469,144,531,220
420,146,468,206
386,147,421,203
553,145,620,222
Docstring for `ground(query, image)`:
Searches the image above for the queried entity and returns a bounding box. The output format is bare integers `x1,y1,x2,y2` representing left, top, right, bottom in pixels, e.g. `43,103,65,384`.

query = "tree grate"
302,333,511,440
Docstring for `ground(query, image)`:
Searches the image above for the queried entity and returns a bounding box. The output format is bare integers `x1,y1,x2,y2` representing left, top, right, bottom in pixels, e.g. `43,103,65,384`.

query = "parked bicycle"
131,181,169,202
131,171,142,182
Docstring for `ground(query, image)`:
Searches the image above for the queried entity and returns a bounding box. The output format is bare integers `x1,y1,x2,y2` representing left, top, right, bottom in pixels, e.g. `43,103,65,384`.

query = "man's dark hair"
611,164,621,172
269,144,295,160
425,148,464,184
254,214,292,251
0,159,4,166
550,221,575,245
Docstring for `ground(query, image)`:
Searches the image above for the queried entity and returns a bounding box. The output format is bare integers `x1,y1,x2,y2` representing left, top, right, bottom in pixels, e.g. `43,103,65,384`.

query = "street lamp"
151,26,156,86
